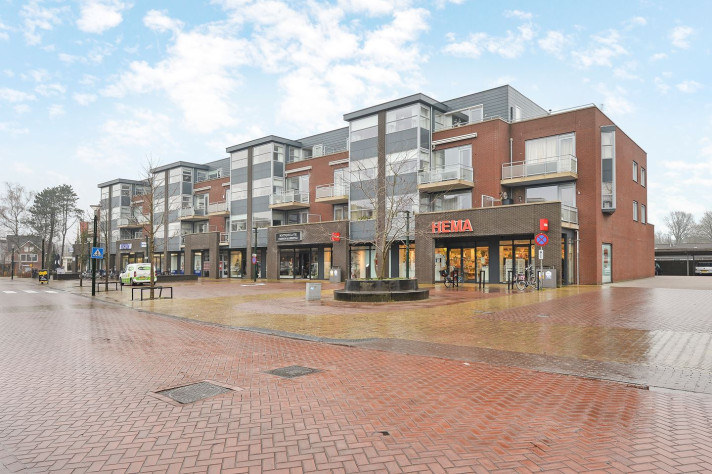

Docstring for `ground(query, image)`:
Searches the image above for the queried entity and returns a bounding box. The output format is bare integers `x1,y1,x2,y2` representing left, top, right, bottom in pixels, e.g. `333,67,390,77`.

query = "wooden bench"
96,281,121,292
131,285,173,301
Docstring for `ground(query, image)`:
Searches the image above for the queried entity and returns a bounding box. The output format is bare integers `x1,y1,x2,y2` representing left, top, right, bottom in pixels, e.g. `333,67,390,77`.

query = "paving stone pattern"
1,283,712,472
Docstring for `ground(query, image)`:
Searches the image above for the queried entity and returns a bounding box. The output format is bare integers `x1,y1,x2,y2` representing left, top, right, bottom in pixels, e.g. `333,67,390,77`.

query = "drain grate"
266,365,320,379
156,381,233,404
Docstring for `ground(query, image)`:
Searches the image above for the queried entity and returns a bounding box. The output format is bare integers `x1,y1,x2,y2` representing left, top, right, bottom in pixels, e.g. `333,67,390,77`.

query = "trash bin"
306,282,322,301
538,268,557,288
329,267,342,283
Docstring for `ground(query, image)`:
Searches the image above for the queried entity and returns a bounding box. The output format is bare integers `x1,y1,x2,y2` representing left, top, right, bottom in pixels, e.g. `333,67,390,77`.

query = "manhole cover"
156,381,233,404
266,365,320,378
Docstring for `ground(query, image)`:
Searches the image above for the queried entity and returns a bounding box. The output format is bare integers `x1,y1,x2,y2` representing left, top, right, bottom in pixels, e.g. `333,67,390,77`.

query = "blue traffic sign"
91,247,105,259
535,233,549,246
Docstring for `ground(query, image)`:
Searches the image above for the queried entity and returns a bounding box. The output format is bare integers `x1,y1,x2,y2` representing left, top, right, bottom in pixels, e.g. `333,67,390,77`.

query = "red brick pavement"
1,283,712,472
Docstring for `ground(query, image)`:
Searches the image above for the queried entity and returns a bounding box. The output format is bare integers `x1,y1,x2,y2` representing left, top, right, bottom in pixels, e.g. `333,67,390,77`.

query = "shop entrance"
435,243,490,283
279,247,323,279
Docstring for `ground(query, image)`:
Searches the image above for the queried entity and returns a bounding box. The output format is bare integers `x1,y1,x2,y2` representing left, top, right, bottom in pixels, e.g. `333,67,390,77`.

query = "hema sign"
431,219,473,234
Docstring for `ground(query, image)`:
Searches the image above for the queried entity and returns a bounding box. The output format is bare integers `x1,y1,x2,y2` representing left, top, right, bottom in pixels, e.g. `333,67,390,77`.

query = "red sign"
535,233,549,246
540,218,549,231
431,219,473,234
331,232,341,242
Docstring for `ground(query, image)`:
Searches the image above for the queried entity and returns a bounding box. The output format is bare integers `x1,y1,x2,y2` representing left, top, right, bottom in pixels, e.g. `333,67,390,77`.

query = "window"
633,161,638,182
525,133,575,162
434,105,483,130
183,169,192,182
633,201,638,221
433,145,472,169
231,219,247,232
334,204,348,220
641,168,646,187
525,183,576,206
601,128,616,211
386,104,429,134
641,204,646,224
350,115,378,142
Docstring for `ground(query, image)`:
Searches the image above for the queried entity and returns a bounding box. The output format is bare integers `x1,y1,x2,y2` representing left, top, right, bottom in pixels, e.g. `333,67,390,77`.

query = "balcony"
418,164,474,193
207,201,229,215
180,206,207,221
180,225,223,247
561,204,579,228
269,190,310,210
315,183,349,204
501,155,578,186
118,216,148,228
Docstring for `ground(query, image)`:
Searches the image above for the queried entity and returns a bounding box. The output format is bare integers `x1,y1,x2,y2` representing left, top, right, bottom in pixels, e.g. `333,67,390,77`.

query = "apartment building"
97,85,654,285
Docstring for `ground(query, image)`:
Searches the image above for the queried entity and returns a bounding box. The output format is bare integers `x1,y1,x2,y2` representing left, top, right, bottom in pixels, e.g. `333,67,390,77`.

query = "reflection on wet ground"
59,278,712,394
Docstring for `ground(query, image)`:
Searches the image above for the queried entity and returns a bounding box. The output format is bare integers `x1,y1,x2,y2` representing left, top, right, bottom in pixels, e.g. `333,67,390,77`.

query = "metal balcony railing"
315,183,349,199
269,190,310,206
502,154,577,180
418,164,474,185
180,206,207,217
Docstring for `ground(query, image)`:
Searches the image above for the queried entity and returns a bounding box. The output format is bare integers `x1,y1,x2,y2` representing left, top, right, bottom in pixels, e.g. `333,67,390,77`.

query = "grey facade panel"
350,137,378,160
232,167,248,184
602,159,613,182
167,210,179,222
349,180,378,201
168,182,181,197
253,162,272,180
231,230,247,248
252,195,270,213
205,157,230,174
442,86,510,121
420,127,430,150
120,196,131,207
232,199,247,215
182,182,192,195
299,127,349,151
386,174,418,195
385,128,418,154
349,220,375,242
508,86,548,121
273,161,284,177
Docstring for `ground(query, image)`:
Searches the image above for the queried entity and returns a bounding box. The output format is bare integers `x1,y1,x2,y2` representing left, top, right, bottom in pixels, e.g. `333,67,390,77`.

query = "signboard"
91,247,104,259
540,218,549,231
119,243,132,250
276,231,302,242
431,219,473,234
538,249,544,260
140,241,147,248
252,256,257,264
331,232,341,242
535,233,549,246
38,269,48,284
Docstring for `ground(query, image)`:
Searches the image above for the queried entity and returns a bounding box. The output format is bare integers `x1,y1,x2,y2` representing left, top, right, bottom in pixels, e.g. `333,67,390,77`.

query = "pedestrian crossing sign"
91,247,104,259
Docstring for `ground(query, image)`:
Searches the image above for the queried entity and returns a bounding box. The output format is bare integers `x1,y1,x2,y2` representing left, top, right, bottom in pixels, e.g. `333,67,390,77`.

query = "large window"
386,104,429,134
350,115,378,142
433,145,472,169
525,133,575,162
525,183,576,206
421,191,472,212
601,129,616,210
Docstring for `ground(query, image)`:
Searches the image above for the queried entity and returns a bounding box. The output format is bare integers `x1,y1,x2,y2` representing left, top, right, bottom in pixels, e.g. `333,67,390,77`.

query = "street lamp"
10,247,14,280
90,204,101,296
402,210,411,279
253,226,258,282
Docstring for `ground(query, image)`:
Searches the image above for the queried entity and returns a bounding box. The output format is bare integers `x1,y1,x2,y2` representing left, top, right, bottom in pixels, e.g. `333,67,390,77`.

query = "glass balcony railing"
269,190,310,206
315,183,349,200
180,206,206,218
502,154,577,180
418,164,474,185
207,201,228,214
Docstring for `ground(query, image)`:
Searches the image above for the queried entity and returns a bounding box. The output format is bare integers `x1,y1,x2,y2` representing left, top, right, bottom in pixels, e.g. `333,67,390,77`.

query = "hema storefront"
414,202,574,286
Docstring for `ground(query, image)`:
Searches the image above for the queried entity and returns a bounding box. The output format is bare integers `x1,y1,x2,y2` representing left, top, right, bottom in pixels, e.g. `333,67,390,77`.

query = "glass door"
602,243,612,283
462,248,476,281
434,247,447,281
476,246,489,282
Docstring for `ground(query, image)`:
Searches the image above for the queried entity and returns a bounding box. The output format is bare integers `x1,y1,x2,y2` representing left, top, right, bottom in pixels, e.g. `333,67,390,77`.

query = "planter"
334,278,429,302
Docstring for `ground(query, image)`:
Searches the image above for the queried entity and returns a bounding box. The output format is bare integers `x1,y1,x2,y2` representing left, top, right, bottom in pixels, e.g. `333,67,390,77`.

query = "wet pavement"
0,276,711,472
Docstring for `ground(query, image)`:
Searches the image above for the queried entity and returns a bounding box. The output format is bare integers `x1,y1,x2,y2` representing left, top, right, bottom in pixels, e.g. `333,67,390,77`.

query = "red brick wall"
286,151,349,222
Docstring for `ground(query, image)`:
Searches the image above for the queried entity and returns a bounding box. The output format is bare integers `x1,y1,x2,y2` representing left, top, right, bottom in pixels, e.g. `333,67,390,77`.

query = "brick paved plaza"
1,277,711,473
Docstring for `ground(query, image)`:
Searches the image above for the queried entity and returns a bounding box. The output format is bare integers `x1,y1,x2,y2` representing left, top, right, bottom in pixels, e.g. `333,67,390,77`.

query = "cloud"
35,83,66,97
624,16,646,28
572,29,628,68
504,10,532,21
19,0,67,45
650,52,667,61
444,23,534,59
337,0,412,15
0,122,30,135
595,83,634,115
49,104,65,118
14,104,31,114
654,77,670,94
59,52,79,63
538,31,568,59
0,20,12,40
433,0,465,8
73,93,97,105
676,80,702,93
670,25,694,49
144,9,184,33
77,0,129,34
613,61,639,81
0,88,37,103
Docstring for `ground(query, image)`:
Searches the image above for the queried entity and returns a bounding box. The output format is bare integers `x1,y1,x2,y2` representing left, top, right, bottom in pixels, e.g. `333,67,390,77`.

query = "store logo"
431,219,473,234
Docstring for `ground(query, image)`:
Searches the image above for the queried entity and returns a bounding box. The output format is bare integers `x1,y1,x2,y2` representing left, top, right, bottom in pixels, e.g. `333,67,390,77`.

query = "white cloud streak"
670,25,694,49
76,0,129,34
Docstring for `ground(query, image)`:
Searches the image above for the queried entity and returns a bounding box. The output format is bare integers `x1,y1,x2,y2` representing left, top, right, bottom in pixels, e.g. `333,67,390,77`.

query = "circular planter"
334,279,429,302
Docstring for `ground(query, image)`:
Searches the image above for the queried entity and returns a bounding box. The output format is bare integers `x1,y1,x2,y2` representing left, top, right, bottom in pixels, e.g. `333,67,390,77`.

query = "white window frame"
633,200,638,221
633,161,638,182
641,204,646,224
641,167,646,187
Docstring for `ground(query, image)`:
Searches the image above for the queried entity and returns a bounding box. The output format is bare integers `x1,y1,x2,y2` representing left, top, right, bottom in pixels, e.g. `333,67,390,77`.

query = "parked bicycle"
515,264,538,291
440,268,459,288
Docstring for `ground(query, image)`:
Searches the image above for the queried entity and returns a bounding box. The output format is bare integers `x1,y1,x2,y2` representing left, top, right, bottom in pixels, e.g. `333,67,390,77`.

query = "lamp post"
253,226,258,282
90,205,100,296
403,210,411,279
10,247,14,280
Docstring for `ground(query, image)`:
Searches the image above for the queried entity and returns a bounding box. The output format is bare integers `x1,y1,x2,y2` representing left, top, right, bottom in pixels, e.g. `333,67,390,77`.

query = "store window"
350,245,376,279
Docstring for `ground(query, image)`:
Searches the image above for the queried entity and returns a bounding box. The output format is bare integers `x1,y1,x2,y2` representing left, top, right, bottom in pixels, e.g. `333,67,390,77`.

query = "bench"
131,285,173,301
96,281,121,292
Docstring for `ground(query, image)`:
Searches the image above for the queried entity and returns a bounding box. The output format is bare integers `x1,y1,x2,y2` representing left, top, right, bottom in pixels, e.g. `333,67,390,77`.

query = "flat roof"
97,178,147,188
226,135,303,154
152,161,210,173
343,93,449,122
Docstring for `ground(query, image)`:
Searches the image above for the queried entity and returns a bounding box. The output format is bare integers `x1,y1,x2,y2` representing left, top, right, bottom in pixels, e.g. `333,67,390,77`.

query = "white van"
120,263,156,286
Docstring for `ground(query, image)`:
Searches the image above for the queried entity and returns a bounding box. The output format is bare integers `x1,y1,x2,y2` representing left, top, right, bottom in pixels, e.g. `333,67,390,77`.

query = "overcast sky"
1,0,710,234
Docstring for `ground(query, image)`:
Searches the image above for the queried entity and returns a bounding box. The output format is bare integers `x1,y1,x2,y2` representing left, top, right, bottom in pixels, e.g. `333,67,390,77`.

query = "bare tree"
695,211,712,242
655,231,673,246
0,182,34,249
141,156,164,298
663,211,695,244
